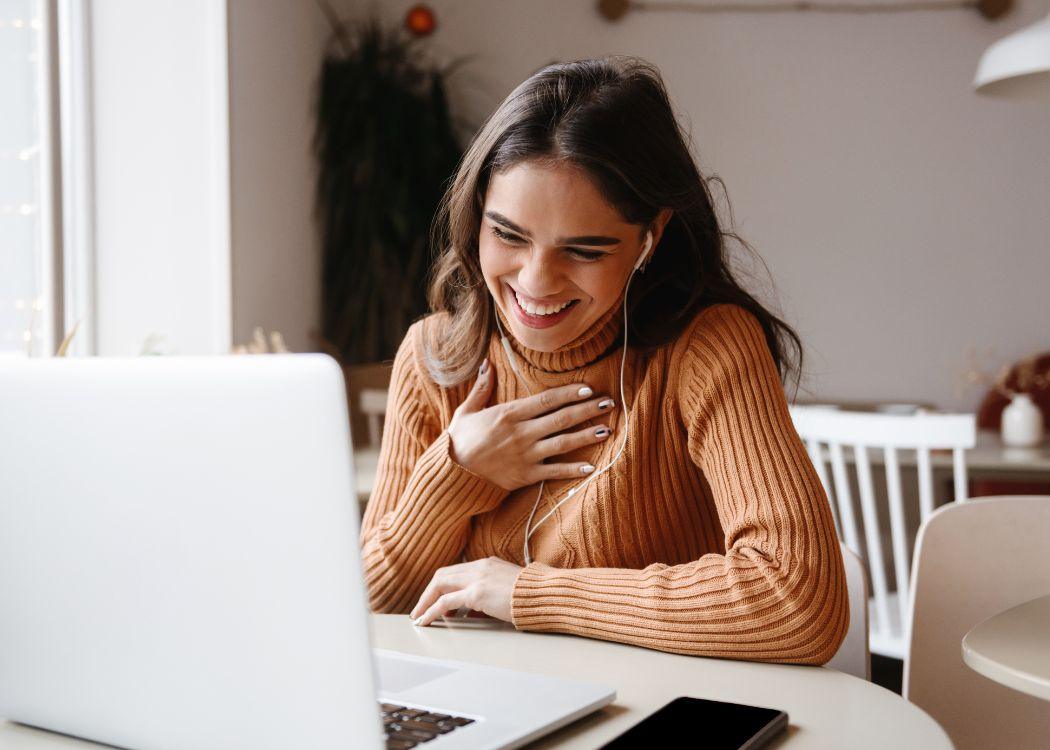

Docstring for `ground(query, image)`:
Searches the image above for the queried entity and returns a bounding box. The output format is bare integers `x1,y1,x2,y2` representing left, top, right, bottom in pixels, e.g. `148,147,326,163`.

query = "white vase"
1001,393,1045,448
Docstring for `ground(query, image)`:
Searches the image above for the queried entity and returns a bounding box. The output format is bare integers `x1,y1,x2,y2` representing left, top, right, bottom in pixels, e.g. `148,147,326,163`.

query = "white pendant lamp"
974,12,1050,94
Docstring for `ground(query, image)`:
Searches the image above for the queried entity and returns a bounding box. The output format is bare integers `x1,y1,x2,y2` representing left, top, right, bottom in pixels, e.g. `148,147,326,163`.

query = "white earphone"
633,229,653,272
492,229,654,565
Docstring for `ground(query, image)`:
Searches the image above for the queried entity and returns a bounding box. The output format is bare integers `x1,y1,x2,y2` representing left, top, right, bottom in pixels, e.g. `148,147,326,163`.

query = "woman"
360,57,847,664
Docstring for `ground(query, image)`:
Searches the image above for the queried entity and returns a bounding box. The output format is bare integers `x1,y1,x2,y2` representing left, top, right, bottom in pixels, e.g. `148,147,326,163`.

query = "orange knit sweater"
360,301,848,665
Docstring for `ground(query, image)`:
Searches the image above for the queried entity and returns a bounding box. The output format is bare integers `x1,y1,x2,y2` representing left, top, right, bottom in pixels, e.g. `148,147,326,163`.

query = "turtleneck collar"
494,288,625,373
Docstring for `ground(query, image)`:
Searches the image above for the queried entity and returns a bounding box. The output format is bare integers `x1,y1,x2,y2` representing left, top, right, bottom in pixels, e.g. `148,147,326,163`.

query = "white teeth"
514,290,574,316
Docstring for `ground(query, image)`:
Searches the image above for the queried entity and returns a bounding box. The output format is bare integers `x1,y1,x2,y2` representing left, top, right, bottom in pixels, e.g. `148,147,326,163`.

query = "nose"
515,249,564,299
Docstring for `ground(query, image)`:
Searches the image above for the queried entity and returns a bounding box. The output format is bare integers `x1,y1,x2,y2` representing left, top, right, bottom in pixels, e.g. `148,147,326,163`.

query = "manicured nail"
479,358,489,376
577,386,593,398
595,427,611,438
598,399,615,410
412,616,424,626
580,464,595,474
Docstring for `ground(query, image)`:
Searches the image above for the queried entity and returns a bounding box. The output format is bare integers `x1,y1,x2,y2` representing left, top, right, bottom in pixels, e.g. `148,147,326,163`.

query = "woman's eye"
490,225,604,261
491,226,521,243
568,248,605,261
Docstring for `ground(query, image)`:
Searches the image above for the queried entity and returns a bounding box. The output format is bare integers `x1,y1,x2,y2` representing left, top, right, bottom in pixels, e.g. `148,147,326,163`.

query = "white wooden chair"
358,387,388,448
350,387,388,511
905,496,1050,750
789,406,976,660
826,543,870,680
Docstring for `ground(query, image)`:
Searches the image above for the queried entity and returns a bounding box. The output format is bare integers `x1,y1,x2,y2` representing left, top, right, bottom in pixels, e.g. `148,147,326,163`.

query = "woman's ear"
650,208,674,248
641,208,674,271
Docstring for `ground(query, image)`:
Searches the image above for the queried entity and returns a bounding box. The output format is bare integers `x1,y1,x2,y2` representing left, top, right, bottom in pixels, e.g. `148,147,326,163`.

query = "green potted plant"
313,7,471,367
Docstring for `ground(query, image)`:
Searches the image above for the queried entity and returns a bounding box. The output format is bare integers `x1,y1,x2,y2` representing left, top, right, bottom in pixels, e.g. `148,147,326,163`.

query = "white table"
965,430,1050,475
0,614,952,749
369,615,950,749
962,593,1050,701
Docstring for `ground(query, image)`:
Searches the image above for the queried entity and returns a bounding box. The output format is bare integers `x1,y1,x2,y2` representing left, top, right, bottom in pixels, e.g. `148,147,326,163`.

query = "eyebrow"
484,211,622,247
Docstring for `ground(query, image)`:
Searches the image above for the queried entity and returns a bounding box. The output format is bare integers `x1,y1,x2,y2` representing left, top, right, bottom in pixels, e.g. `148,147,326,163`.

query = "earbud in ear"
633,230,654,272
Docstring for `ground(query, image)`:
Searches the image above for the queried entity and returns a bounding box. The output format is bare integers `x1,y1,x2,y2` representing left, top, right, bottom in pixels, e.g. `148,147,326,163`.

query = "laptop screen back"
0,355,382,750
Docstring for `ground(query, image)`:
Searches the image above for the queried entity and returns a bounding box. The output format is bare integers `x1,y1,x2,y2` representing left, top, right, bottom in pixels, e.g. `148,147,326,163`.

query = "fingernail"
598,399,615,410
580,464,595,474
577,386,593,398
595,427,611,438
412,616,424,626
479,358,489,376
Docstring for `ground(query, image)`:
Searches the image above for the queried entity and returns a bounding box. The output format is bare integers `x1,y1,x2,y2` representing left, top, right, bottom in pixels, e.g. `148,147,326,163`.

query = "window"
3,1,233,358
0,0,56,357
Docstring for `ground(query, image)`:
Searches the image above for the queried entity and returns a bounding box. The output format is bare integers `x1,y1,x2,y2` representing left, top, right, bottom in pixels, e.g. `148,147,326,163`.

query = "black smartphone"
598,696,788,749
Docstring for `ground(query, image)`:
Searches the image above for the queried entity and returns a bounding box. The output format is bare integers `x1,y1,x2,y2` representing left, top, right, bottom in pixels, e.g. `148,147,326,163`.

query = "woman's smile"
504,282,583,329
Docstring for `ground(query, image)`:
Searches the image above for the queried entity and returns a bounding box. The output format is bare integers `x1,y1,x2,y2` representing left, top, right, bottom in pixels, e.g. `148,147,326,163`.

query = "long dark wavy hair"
424,56,803,396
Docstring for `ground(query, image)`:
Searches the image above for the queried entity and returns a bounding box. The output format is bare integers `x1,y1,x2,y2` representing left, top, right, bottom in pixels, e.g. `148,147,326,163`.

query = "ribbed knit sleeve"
360,320,508,613
510,305,848,665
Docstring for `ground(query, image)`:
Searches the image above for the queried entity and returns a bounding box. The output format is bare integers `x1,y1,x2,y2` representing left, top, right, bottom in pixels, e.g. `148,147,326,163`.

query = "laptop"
0,354,615,749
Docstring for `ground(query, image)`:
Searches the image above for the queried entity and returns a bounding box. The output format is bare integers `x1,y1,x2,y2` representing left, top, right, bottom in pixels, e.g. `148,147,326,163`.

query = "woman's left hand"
410,557,523,627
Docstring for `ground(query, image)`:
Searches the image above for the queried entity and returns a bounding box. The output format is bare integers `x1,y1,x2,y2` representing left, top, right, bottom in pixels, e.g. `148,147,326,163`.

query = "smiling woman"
478,163,672,348
359,56,849,665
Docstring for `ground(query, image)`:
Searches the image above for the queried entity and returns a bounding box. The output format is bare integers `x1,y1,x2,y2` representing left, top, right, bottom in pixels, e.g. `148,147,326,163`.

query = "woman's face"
479,161,664,353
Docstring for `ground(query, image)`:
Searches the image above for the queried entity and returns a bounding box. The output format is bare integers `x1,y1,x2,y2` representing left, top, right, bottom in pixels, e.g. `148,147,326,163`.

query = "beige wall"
227,0,330,353
339,0,1049,411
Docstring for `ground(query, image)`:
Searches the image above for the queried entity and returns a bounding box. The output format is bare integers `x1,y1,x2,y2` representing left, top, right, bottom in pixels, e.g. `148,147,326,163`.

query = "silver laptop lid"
0,354,383,750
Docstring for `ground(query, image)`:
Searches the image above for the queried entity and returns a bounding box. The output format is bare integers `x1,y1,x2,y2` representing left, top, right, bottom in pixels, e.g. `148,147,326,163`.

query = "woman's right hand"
447,358,616,492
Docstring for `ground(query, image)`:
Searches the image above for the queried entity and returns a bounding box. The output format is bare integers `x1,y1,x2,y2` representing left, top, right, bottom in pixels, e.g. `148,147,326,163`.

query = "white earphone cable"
522,267,637,564
493,314,548,565
491,231,650,566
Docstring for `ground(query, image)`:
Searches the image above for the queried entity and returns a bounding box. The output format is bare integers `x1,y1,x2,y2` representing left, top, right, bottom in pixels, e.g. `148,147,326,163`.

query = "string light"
0,17,43,29
0,204,38,215
0,145,41,160
0,16,43,29
3,12,46,358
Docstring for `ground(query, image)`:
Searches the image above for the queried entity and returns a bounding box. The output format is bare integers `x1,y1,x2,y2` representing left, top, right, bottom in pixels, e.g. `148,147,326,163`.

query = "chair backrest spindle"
854,444,893,640
829,441,863,555
806,438,838,536
952,448,968,503
916,447,934,522
883,447,911,633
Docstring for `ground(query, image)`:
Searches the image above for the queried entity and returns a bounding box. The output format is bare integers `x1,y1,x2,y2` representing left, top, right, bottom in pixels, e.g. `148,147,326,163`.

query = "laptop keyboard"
380,702,476,748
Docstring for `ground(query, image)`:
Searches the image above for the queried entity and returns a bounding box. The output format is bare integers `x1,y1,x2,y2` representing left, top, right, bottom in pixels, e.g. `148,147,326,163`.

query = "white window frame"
55,0,96,356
